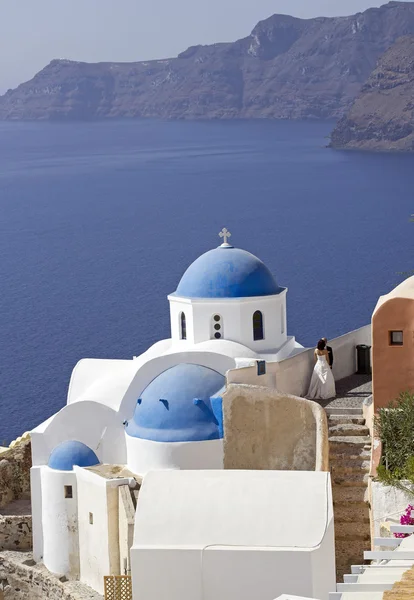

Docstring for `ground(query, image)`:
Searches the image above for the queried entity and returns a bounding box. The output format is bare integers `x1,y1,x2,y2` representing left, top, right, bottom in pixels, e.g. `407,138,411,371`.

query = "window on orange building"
390,331,403,346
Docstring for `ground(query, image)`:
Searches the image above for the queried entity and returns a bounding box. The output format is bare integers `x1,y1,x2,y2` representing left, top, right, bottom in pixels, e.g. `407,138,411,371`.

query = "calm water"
0,119,413,442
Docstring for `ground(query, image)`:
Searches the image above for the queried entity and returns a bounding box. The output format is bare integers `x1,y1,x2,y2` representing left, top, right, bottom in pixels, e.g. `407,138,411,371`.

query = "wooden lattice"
104,575,132,600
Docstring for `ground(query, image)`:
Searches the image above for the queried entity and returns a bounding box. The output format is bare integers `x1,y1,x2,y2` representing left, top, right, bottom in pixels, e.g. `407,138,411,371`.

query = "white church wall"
186,339,258,360
190,299,242,345
30,466,43,562
168,294,287,353
31,401,125,467
169,297,195,343
41,467,79,578
131,470,335,600
126,436,223,475
238,292,287,353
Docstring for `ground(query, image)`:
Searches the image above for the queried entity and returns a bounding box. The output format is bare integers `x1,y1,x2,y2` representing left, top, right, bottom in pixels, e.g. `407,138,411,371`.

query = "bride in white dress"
307,339,336,400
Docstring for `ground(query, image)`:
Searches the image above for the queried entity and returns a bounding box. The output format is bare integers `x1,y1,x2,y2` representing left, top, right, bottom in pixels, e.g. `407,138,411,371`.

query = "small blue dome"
126,363,225,443
174,245,281,299
48,441,100,471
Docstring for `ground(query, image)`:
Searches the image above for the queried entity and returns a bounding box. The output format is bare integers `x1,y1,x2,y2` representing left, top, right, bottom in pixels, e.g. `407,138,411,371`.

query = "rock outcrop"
0,516,32,552
0,437,31,509
330,35,414,151
2,2,414,121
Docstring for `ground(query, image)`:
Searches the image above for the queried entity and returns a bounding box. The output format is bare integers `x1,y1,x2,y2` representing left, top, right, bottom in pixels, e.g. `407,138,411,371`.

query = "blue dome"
174,245,281,299
48,441,100,471
126,363,225,443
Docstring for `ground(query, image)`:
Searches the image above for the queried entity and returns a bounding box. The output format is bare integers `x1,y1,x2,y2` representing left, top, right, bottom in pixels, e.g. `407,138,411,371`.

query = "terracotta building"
372,276,414,411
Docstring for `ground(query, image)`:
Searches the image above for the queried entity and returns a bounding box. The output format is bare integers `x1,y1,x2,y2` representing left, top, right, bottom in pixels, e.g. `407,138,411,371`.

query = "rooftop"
85,463,141,482
374,275,414,315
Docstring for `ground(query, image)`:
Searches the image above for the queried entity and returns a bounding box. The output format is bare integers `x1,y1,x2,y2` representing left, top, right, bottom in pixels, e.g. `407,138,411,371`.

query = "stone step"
331,460,371,473
335,520,371,540
336,547,371,565
331,471,370,487
335,547,370,565
329,423,370,437
330,449,371,462
325,407,364,416
333,485,369,504
329,436,371,453
328,415,366,425
334,504,371,523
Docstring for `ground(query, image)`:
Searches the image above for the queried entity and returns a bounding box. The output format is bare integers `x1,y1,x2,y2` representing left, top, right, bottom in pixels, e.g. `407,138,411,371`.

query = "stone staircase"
327,406,372,580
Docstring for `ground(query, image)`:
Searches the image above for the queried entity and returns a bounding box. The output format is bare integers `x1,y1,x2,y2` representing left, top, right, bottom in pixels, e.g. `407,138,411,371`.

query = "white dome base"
126,434,223,476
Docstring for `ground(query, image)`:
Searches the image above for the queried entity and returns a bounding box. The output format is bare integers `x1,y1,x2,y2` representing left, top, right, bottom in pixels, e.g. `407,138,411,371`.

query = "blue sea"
0,119,413,443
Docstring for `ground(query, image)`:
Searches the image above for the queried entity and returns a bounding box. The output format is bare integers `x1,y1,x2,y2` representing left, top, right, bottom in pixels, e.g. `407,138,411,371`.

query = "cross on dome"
219,227,232,247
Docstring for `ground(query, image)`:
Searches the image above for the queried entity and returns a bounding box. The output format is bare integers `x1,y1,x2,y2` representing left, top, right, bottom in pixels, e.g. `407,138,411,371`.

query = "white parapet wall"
371,480,414,539
131,470,336,600
227,325,371,398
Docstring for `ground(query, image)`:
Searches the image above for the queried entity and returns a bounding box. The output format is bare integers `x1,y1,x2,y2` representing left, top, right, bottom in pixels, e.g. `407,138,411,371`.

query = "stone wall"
0,517,32,552
0,438,31,509
0,551,102,600
222,384,329,471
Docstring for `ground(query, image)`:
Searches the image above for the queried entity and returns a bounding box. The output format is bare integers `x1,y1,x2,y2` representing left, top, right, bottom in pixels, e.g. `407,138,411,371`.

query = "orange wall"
372,297,414,411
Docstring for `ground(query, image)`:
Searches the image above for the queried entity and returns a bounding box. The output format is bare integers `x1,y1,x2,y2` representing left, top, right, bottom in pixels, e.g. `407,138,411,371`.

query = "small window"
64,485,73,499
253,311,264,341
89,512,94,525
180,312,187,340
281,304,285,334
390,331,403,346
257,360,266,376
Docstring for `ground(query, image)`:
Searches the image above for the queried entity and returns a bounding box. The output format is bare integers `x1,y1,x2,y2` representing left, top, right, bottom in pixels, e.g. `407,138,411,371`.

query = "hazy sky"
0,1,407,93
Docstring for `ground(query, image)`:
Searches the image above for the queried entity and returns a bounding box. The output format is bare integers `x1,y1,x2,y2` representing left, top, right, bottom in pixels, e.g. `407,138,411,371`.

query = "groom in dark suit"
322,338,333,369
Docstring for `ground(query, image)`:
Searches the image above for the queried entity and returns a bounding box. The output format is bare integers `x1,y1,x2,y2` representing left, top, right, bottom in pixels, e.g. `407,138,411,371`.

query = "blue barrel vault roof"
48,440,100,471
125,363,225,443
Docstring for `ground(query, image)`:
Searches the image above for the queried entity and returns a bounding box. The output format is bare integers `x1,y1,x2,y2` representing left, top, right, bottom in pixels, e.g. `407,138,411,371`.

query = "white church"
30,230,336,600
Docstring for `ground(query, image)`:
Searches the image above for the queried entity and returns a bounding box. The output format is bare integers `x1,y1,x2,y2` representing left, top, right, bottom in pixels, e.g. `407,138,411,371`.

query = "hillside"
330,35,414,151
2,2,414,121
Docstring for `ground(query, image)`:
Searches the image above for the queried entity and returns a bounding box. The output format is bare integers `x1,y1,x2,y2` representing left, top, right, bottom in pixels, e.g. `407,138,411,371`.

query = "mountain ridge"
330,34,414,151
2,1,414,121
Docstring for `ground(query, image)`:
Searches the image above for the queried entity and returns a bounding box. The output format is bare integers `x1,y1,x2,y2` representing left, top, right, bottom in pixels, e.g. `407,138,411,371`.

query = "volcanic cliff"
2,1,414,121
330,35,414,151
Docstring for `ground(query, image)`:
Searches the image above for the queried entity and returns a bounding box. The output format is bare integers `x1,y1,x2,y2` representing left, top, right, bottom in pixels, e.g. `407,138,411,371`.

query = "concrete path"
318,373,372,409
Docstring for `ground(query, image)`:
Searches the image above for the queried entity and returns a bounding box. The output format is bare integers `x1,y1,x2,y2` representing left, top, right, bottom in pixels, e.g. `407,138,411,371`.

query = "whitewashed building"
29,230,338,598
